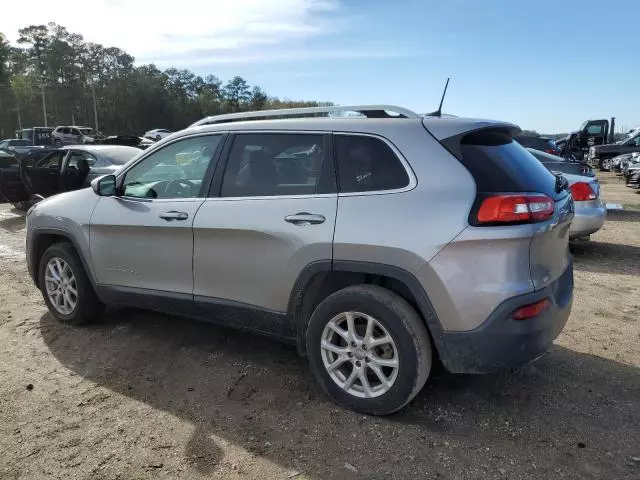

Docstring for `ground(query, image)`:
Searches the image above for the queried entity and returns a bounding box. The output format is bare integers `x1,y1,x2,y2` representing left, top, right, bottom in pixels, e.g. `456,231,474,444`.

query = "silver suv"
25,105,574,415
52,126,96,145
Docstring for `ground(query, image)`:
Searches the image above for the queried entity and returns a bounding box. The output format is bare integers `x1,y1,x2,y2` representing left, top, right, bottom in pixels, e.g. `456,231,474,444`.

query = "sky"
2,0,639,133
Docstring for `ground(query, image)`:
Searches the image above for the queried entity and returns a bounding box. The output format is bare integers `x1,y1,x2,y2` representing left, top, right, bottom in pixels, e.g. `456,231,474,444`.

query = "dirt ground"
1,173,639,480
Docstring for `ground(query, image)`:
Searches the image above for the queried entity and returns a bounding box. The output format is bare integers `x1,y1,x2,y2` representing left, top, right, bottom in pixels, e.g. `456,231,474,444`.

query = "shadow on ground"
604,209,640,223
572,241,640,276
40,309,640,479
0,210,26,233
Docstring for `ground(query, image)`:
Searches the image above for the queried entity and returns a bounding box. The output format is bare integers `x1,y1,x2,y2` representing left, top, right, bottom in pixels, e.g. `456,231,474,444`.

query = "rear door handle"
159,211,188,221
284,212,326,225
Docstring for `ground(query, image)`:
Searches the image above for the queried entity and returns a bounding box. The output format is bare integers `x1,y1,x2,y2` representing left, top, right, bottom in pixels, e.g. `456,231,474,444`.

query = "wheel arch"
289,260,448,361
30,228,97,290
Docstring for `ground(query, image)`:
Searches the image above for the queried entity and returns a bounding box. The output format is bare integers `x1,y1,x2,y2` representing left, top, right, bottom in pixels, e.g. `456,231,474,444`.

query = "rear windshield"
460,130,563,199
99,147,141,165
514,136,556,151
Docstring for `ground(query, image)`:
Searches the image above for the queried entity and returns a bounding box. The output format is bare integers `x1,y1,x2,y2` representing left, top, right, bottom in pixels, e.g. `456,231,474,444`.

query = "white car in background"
144,129,172,141
52,126,96,145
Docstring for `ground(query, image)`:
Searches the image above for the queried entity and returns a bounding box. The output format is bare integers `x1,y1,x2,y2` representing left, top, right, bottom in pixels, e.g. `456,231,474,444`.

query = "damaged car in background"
0,145,141,210
625,157,640,190
587,129,640,171
528,148,605,239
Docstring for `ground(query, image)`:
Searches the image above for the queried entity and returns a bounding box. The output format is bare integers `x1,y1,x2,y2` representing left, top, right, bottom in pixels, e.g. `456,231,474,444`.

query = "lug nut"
356,361,362,367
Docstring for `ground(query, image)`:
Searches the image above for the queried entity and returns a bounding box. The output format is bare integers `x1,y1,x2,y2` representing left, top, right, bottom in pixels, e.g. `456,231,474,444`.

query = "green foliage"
0,23,332,137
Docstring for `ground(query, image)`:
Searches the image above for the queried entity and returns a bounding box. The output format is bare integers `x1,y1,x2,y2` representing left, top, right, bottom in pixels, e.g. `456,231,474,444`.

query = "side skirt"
96,285,296,344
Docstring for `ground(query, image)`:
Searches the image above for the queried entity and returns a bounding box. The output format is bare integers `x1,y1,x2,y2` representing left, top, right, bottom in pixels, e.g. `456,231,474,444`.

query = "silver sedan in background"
528,148,606,239
563,173,606,239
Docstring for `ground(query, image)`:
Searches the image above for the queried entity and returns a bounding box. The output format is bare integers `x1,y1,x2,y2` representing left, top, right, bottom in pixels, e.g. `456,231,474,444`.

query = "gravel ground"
1,173,639,480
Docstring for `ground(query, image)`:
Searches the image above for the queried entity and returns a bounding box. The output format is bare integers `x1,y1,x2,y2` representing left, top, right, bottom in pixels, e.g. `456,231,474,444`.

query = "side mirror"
92,174,118,196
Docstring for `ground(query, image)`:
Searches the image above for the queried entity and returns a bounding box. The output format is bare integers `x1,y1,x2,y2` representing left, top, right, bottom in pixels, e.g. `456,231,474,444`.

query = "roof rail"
189,104,420,128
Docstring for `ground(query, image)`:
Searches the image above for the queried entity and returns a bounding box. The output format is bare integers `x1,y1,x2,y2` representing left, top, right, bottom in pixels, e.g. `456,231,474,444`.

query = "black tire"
599,158,612,171
38,242,103,325
306,285,432,415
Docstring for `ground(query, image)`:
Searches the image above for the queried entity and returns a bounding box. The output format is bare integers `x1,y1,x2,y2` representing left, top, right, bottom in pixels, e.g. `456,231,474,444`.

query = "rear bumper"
439,262,573,374
570,200,606,238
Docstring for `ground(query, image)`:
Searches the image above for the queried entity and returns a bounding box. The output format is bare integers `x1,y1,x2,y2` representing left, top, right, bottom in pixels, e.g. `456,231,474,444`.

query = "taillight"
512,298,551,320
476,194,555,224
544,149,560,155
569,182,596,201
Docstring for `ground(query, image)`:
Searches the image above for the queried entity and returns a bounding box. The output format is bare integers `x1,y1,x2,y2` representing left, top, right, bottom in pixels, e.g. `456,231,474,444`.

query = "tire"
38,242,103,325
306,285,432,415
599,158,612,171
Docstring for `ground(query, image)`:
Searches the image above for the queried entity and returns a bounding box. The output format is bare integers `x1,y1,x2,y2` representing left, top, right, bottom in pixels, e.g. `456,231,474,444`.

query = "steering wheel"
164,179,197,198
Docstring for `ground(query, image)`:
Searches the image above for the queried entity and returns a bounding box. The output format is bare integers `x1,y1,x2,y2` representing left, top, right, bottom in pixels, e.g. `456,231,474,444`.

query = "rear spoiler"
423,118,521,161
422,117,520,141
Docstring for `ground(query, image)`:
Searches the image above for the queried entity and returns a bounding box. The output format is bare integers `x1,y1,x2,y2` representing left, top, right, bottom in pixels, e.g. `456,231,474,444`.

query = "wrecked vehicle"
527,148,594,177
0,145,141,210
527,149,604,239
556,118,616,163
587,130,640,171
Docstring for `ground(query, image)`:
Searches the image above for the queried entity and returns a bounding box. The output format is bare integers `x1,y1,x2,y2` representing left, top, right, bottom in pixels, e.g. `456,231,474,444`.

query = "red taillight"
544,149,559,155
569,182,597,201
513,298,551,320
476,194,555,224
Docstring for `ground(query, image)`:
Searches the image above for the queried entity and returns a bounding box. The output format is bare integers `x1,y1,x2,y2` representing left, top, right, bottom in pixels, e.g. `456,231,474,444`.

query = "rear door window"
334,134,409,193
221,133,329,197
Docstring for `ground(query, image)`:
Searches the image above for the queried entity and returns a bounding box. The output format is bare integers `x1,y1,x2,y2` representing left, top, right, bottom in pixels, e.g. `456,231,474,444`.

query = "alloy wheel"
320,311,399,398
44,257,78,316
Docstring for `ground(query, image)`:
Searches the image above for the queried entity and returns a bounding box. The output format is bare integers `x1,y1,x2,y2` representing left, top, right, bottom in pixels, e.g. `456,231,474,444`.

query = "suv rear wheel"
306,285,432,415
38,242,103,325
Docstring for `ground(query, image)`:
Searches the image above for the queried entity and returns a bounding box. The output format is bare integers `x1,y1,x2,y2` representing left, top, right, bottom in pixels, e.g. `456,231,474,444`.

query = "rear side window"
459,130,561,199
335,134,409,193
221,133,328,197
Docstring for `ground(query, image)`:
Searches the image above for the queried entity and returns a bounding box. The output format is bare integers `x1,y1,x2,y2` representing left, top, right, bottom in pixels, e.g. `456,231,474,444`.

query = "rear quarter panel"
332,123,477,273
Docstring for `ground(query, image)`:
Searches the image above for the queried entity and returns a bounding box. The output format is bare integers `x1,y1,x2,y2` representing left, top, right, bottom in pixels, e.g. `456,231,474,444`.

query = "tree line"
0,23,331,138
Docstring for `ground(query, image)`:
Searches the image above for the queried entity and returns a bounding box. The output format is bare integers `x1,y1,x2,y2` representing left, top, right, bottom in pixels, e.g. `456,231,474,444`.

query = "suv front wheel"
306,285,432,415
38,242,103,325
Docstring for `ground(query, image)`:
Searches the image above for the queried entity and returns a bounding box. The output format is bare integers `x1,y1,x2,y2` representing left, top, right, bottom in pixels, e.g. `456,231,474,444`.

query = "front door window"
122,135,223,199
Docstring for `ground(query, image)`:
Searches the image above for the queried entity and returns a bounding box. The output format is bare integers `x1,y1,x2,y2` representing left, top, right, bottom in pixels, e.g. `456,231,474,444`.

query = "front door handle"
284,212,326,225
159,211,188,221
